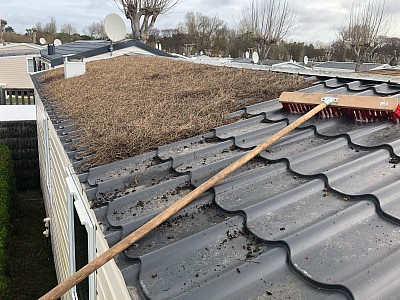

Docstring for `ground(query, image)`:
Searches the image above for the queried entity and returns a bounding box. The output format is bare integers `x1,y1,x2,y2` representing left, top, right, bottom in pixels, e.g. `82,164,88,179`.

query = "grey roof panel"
279,137,369,175
244,179,351,240
214,162,308,211
325,149,398,196
40,40,110,66
137,216,347,300
36,72,400,299
0,49,40,57
87,150,158,186
157,132,215,161
285,200,400,291
214,115,267,139
41,39,173,66
243,98,283,116
171,247,348,300
93,161,176,203
348,122,400,148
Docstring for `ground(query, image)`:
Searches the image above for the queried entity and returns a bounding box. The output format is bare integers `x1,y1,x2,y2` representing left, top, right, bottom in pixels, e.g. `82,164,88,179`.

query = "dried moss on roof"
40,56,313,168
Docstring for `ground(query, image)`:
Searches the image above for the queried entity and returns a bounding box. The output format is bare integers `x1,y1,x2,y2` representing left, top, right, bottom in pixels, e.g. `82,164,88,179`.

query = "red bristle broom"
280,92,400,124
40,92,400,300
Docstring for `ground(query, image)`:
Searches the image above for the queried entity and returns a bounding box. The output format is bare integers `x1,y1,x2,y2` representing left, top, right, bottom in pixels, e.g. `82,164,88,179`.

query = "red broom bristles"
281,102,400,124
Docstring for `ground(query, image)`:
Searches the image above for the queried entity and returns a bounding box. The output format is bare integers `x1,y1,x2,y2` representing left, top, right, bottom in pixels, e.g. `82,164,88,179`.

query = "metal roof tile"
214,162,308,211
325,149,399,196
283,138,369,175
44,73,400,299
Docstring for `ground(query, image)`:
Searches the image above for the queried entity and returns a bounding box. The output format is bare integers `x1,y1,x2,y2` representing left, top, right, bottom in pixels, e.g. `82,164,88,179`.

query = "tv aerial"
252,51,259,64
54,38,62,46
104,13,126,56
39,37,47,45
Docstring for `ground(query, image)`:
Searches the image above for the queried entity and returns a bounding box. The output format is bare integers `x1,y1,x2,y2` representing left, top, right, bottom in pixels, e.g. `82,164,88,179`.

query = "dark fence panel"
0,88,35,105
0,121,40,190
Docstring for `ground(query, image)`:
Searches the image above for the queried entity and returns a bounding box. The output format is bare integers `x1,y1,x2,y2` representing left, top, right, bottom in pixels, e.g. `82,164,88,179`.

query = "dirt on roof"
39,56,313,168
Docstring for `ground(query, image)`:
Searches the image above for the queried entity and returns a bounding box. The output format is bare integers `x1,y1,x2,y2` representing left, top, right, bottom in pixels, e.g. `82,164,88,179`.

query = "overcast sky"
2,0,400,44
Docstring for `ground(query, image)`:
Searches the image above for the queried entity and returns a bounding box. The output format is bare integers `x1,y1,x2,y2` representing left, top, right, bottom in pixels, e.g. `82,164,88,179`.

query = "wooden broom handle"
40,101,328,300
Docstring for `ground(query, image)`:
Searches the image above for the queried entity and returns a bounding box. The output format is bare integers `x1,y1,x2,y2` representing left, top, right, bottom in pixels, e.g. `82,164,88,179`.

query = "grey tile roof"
41,75,400,299
314,62,383,71
40,39,173,67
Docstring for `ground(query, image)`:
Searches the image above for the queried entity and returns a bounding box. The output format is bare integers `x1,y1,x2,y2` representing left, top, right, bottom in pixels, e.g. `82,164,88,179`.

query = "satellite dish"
54,39,62,46
245,51,250,59
303,55,309,65
104,13,126,42
252,51,259,64
39,37,47,45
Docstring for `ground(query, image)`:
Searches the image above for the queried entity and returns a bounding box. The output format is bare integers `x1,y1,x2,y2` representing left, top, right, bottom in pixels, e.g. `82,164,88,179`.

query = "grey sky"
2,0,400,44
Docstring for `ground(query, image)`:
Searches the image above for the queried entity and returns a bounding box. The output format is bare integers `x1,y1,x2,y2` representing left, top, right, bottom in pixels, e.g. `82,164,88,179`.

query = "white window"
66,171,96,300
43,113,53,204
27,58,35,73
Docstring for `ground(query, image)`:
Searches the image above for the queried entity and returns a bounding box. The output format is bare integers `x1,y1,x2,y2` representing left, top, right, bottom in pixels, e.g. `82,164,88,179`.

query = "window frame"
66,168,96,300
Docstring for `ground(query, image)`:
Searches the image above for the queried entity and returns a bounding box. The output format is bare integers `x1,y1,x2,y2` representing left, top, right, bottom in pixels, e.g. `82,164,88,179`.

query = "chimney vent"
64,55,86,79
47,44,55,55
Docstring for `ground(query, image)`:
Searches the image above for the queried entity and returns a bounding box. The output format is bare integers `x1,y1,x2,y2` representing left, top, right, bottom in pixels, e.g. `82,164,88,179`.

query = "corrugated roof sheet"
46,75,400,299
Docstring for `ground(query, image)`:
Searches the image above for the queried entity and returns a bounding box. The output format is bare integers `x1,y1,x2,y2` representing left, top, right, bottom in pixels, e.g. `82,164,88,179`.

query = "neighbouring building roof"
232,58,284,66
40,39,174,67
359,65,400,77
314,61,383,71
191,55,233,64
232,57,253,64
37,73,400,299
0,43,41,88
262,59,284,66
0,43,43,57
272,61,306,69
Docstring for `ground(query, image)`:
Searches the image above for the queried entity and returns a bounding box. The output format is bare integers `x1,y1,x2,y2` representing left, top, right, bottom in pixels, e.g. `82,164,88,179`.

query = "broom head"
279,92,400,124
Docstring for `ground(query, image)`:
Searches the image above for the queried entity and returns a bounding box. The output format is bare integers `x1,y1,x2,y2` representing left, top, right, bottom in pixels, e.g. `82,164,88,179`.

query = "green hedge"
0,145,16,299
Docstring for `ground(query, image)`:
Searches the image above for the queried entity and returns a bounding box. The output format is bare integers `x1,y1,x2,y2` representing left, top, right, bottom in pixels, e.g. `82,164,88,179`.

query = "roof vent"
63,55,86,79
47,44,55,55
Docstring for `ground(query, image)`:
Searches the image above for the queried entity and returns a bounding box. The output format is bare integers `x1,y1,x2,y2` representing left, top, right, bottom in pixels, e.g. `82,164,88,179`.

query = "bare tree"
180,12,227,54
338,1,390,71
84,20,107,39
112,0,181,42
44,17,57,35
60,23,77,35
35,22,44,32
26,28,37,43
240,0,296,63
0,19,7,45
